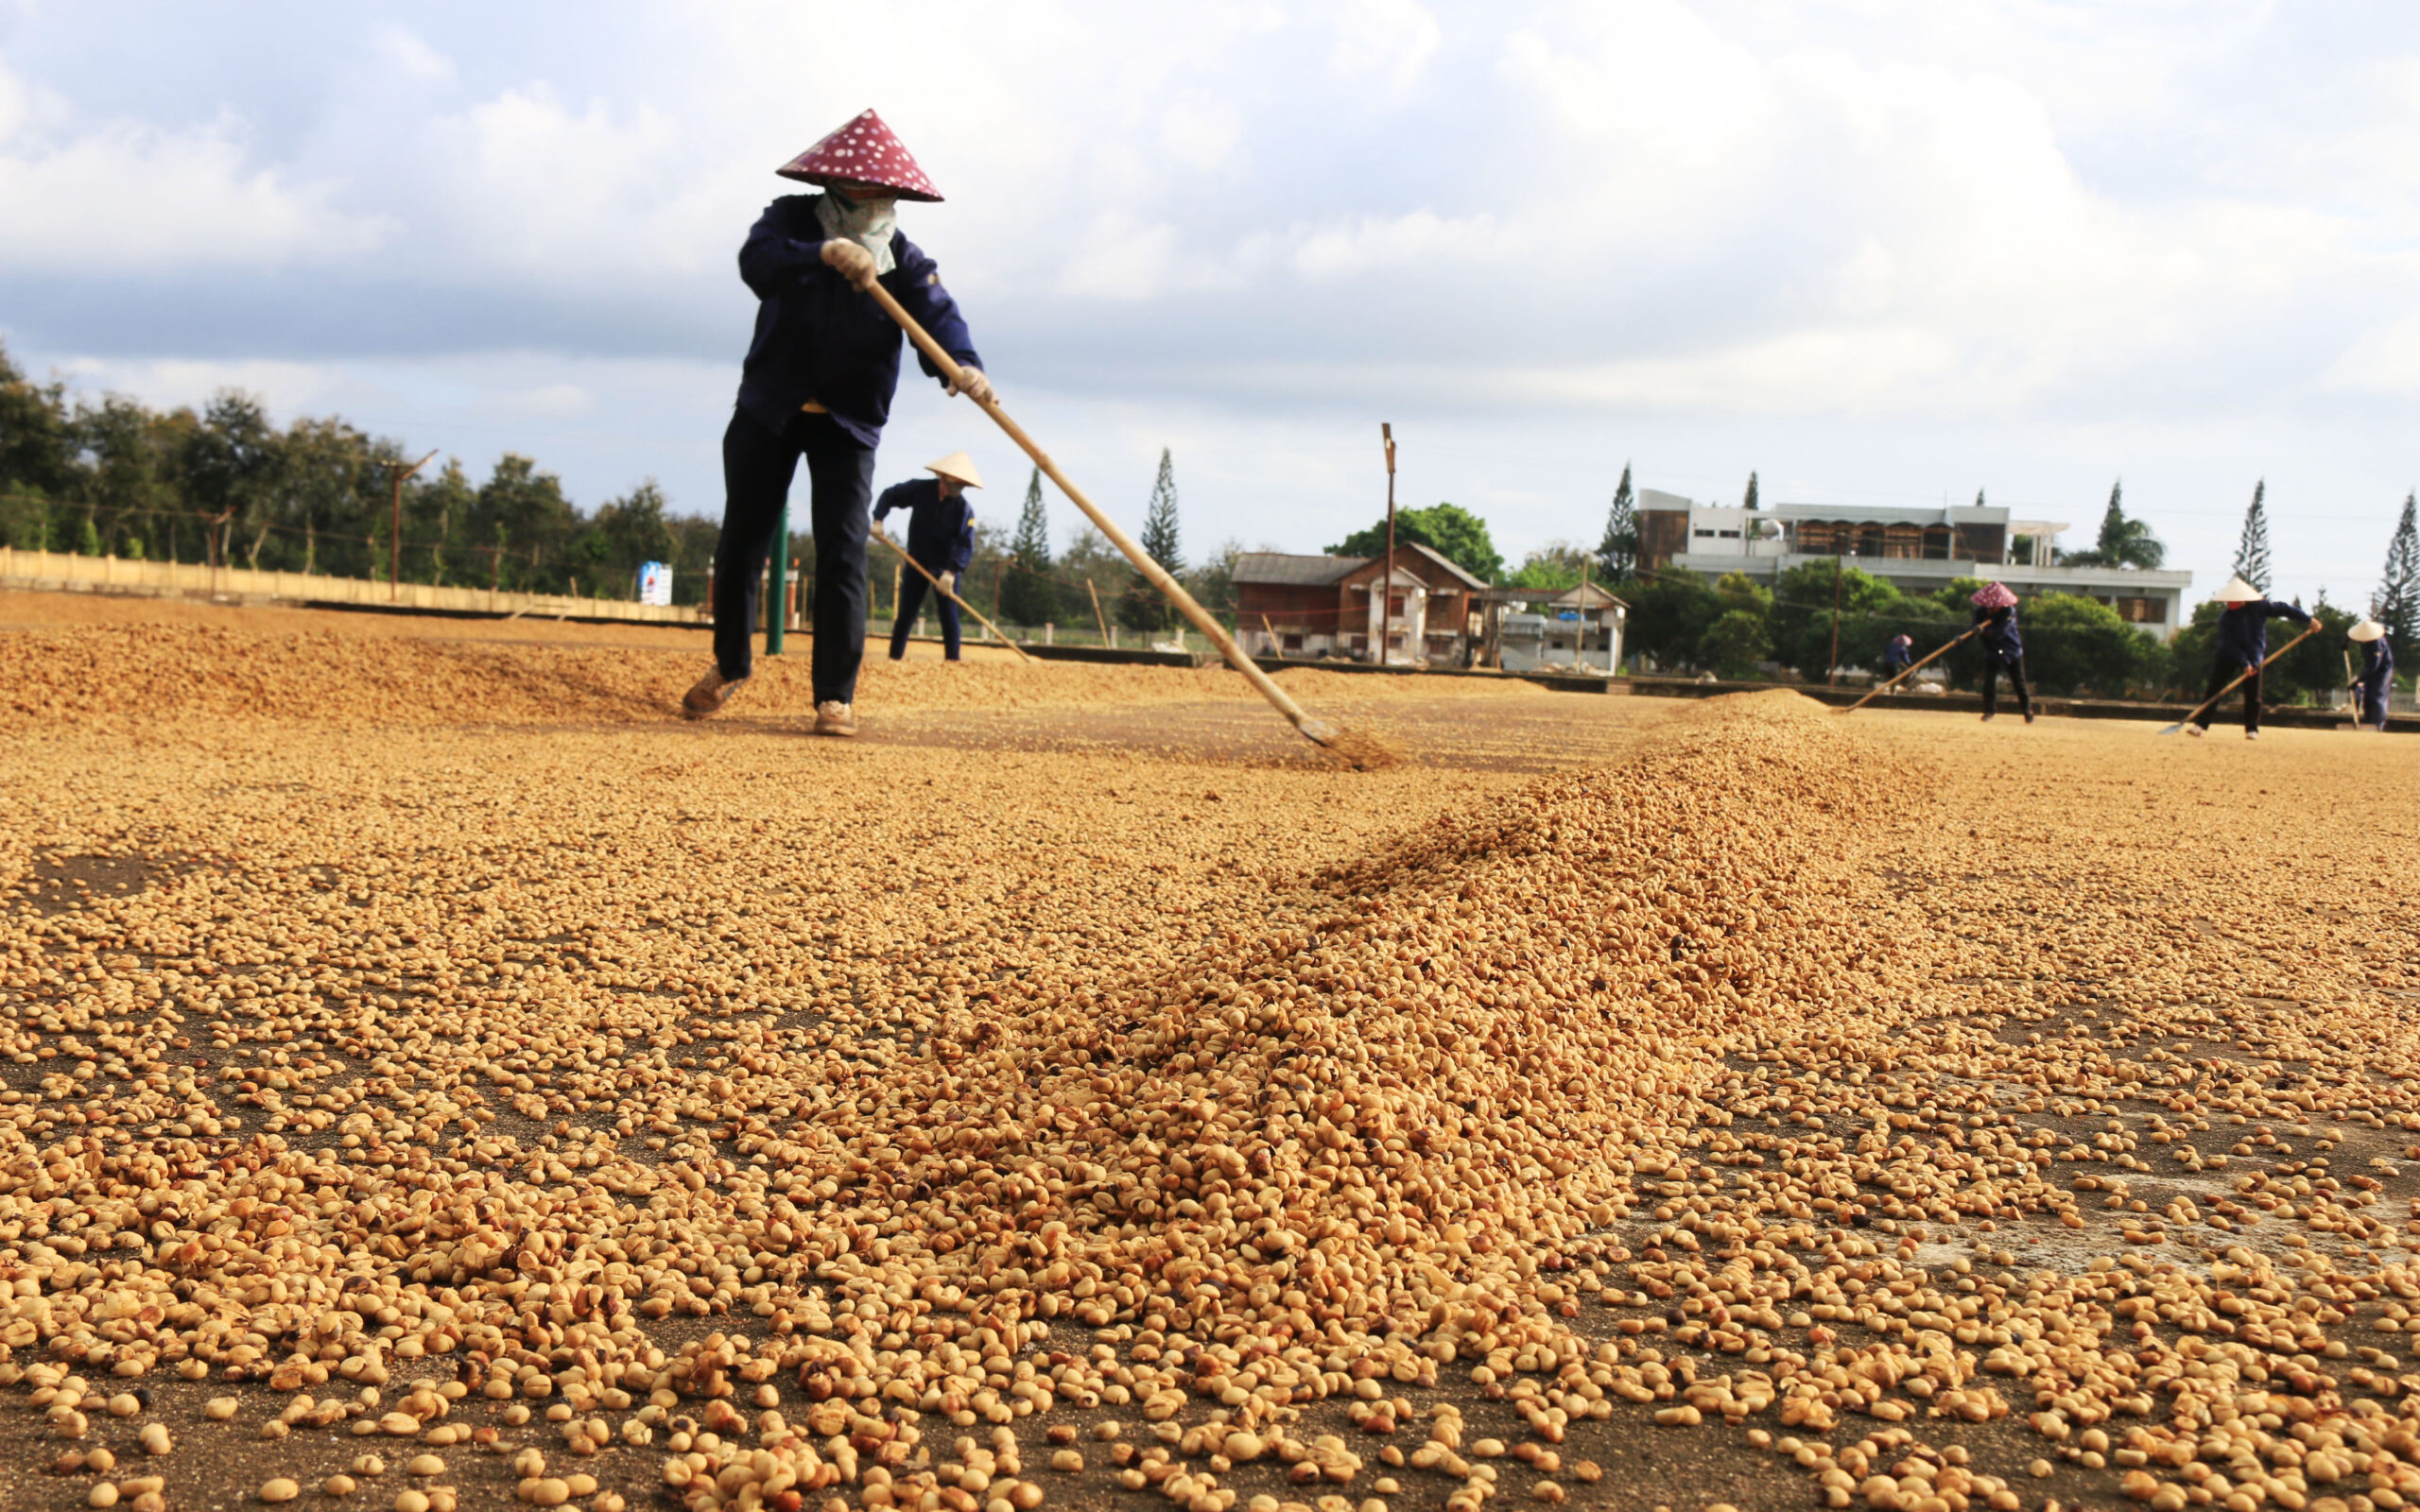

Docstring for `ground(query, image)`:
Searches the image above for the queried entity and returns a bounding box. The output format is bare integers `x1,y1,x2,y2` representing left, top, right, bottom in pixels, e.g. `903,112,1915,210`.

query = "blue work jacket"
1881,642,1913,672
1971,605,2022,664
873,479,975,576
2361,637,2395,683
2214,599,2311,667
734,195,982,448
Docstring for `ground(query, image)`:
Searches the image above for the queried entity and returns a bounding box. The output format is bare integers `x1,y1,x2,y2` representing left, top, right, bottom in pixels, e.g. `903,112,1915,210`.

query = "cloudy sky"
4,1,2417,605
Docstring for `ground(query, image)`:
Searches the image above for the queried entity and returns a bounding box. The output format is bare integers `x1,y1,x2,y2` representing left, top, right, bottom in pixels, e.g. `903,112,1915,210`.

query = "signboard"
637,562,673,607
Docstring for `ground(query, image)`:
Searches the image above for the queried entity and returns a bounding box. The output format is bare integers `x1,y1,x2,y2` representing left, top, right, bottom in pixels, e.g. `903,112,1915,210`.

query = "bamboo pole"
2159,623,2323,735
861,281,1391,765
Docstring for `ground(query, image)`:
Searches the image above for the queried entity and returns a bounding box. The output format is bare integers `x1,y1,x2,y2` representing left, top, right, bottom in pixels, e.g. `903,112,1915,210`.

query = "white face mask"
816,188,899,276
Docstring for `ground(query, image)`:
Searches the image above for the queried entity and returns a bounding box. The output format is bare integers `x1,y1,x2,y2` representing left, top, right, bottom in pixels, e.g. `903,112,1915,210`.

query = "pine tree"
1595,463,1636,581
1742,471,1759,511
1974,489,1985,508
2065,480,2165,569
1121,447,1183,633
2232,479,2271,589
1000,468,1057,627
2376,490,2419,663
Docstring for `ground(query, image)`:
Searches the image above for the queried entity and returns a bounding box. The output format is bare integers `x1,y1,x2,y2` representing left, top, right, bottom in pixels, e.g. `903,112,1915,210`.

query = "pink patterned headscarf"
1970,582,2017,610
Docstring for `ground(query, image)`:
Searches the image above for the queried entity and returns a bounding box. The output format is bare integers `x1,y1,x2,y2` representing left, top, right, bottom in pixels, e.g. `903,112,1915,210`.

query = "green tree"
1621,568,1723,671
76,394,172,560
1505,541,1586,591
1742,471,1759,511
178,391,282,568
577,479,681,598
2064,480,2166,569
0,339,78,549
1595,463,1637,581
1699,608,1770,679
1770,560,1915,679
470,454,578,592
1000,468,1058,627
1327,502,1503,582
2232,479,2271,589
406,455,476,586
2017,593,2165,697
2374,490,2418,668
1121,447,1183,633
1184,538,1243,623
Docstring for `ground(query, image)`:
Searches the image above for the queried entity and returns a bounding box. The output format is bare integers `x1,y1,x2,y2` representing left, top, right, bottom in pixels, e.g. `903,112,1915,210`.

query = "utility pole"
1579,557,1592,672
388,451,440,601
1826,553,1844,687
1380,422,1396,667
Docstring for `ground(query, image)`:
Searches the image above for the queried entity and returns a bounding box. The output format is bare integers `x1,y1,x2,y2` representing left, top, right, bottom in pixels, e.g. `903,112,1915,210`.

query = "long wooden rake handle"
2160,623,2322,735
868,522,1034,664
1840,627,1979,713
863,280,1342,747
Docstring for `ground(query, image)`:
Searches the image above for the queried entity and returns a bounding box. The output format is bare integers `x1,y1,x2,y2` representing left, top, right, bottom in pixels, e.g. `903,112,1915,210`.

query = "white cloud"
374,25,457,84
0,59,387,272
1331,0,1442,94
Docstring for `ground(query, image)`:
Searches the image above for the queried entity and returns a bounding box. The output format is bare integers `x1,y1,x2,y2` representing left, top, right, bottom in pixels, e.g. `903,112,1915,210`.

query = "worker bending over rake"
876,452,981,663
2188,576,2312,741
684,109,992,738
1969,583,2032,724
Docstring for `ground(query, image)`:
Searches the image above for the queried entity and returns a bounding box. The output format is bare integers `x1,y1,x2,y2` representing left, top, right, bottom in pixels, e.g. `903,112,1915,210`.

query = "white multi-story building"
1635,493,2192,641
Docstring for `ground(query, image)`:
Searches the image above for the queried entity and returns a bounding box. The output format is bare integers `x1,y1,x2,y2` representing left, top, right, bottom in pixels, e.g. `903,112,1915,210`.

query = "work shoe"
682,669,746,720
2245,729,2260,741
1979,713,1995,722
2187,725,2205,738
812,700,857,738
2024,711,2035,724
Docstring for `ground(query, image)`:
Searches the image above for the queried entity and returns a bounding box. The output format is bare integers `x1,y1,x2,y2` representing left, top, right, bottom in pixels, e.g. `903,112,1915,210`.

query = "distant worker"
683,109,992,739
2350,617,2394,732
1880,633,1914,679
2188,576,2312,741
876,452,982,662
1969,583,2032,724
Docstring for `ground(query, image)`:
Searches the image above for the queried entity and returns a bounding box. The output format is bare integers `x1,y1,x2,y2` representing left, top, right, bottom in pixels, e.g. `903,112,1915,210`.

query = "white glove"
948,367,994,404
821,238,879,291
937,571,957,597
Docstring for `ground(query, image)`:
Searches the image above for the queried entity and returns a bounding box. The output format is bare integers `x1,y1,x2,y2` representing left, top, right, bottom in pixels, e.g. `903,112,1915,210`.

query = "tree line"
0,344,1242,633
1,340,696,601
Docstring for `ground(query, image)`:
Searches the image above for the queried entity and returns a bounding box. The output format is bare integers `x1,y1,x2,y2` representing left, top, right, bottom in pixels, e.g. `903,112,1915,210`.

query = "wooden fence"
0,547,706,627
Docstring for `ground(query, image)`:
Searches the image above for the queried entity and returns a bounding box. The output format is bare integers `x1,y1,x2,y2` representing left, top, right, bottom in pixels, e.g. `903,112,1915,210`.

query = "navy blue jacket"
734,195,982,448
1881,641,1913,672
873,479,975,576
2214,599,2310,667
1971,605,2021,663
2360,637,2395,684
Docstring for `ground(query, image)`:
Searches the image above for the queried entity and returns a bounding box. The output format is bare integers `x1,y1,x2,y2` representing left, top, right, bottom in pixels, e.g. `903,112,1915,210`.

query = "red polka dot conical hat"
776,109,942,202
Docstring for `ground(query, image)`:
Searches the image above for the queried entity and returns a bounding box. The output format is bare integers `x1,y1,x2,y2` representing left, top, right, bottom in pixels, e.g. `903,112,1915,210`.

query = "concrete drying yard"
0,593,2414,1512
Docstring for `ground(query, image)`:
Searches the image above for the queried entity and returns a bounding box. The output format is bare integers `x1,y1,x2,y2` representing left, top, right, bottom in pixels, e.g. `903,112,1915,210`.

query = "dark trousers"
2357,672,2391,730
714,407,875,701
1981,656,2031,717
889,566,961,661
2194,657,2260,731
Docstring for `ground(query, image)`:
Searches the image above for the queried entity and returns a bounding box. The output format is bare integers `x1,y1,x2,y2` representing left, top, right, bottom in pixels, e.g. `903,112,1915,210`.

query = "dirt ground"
0,593,2413,1512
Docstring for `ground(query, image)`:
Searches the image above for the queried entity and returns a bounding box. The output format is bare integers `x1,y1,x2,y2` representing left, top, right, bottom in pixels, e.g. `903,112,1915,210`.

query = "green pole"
766,505,789,656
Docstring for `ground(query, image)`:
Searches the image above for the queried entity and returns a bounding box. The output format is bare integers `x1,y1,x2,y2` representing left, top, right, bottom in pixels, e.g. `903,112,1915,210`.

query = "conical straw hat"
2349,618,2388,643
776,109,942,201
2217,576,2262,603
1969,582,2016,610
925,452,983,489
